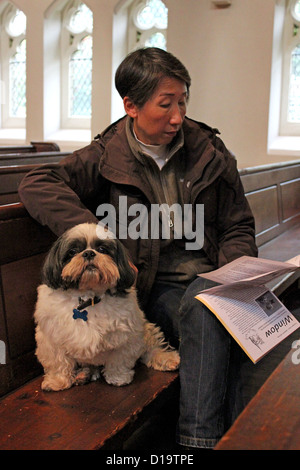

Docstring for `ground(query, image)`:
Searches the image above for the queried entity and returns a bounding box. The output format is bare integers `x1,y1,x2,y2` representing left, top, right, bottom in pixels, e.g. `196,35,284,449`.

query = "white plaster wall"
166,0,278,167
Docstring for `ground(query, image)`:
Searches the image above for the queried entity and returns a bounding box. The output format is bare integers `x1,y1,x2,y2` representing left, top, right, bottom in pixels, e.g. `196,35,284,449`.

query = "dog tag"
73,308,88,321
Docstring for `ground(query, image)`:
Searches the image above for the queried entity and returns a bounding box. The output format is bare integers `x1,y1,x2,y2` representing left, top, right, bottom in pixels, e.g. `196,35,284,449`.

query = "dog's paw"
91,368,101,382
145,349,180,371
74,367,91,386
41,374,73,392
103,369,135,386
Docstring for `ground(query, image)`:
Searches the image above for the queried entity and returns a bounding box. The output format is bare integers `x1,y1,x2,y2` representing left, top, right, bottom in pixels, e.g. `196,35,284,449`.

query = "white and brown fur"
34,223,180,391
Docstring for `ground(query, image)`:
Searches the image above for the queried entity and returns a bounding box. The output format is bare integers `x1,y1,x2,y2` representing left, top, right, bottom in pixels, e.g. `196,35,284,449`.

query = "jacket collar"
125,117,185,166
99,117,156,202
98,116,229,199
182,118,228,189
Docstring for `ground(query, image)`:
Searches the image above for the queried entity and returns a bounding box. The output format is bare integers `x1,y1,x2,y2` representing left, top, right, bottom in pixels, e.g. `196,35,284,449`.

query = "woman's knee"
180,277,218,314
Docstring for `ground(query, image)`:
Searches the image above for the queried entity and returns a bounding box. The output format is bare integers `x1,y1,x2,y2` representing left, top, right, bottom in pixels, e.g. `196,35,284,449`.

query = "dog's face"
42,223,136,294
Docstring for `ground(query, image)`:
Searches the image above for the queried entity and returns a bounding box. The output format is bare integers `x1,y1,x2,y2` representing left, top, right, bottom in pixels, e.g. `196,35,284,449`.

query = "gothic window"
289,43,300,123
129,0,168,51
280,0,300,134
69,35,92,117
61,1,93,128
0,4,26,128
9,38,26,118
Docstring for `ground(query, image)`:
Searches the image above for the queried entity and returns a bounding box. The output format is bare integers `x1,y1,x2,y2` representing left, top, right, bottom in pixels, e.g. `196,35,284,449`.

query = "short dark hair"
115,47,191,108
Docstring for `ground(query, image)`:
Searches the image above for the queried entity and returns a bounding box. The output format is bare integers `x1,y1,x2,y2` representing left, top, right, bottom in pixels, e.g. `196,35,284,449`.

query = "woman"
19,47,258,449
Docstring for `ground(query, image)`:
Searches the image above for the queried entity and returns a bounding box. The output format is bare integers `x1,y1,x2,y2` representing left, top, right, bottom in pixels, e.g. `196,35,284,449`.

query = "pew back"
0,142,60,154
0,204,56,395
0,152,71,204
240,160,300,247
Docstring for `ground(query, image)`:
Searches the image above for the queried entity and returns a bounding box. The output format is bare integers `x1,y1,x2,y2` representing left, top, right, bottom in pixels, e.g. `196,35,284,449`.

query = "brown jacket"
19,116,258,306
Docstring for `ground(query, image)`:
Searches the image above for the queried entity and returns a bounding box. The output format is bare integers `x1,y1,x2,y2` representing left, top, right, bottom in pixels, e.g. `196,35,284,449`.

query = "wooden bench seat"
0,365,178,450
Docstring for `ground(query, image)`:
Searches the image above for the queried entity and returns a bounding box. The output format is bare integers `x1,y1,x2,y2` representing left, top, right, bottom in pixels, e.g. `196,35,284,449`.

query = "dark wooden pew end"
215,343,300,450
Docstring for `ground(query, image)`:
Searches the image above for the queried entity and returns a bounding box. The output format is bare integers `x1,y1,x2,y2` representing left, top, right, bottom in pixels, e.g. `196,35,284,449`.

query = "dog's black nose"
82,250,96,261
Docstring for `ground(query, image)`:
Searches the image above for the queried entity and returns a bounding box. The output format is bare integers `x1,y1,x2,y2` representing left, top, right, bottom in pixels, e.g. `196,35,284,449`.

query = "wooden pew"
0,151,70,167
0,152,71,204
0,160,299,450
240,160,300,248
0,166,32,204
241,159,300,294
0,140,70,204
0,141,60,154
215,347,300,450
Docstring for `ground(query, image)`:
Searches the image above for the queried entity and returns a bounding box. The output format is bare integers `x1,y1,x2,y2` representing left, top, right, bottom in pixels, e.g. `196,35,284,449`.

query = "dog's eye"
68,248,78,257
96,245,107,254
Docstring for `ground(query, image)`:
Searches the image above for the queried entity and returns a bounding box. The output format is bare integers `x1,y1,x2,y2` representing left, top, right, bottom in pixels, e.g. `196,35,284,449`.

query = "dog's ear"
114,240,137,293
42,236,65,289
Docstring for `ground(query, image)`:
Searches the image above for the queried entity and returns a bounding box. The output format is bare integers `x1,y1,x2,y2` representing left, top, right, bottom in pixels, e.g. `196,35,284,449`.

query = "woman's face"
124,77,188,145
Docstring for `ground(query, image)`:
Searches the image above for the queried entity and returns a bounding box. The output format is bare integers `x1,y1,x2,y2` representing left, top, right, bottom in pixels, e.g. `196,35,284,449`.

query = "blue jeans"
145,277,246,449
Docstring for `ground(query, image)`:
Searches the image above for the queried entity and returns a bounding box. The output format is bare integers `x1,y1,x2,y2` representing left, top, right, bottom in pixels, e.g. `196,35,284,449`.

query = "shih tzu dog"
34,223,180,392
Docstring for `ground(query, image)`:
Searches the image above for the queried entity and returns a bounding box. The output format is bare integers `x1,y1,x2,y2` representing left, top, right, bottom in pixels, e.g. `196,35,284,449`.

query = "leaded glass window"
135,0,168,30
62,1,93,127
291,0,300,22
69,35,92,117
5,8,26,37
279,0,300,134
0,5,27,127
9,38,26,118
145,31,166,50
296,0,300,18
66,2,93,35
288,45,300,122
130,0,168,51
288,1,300,123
